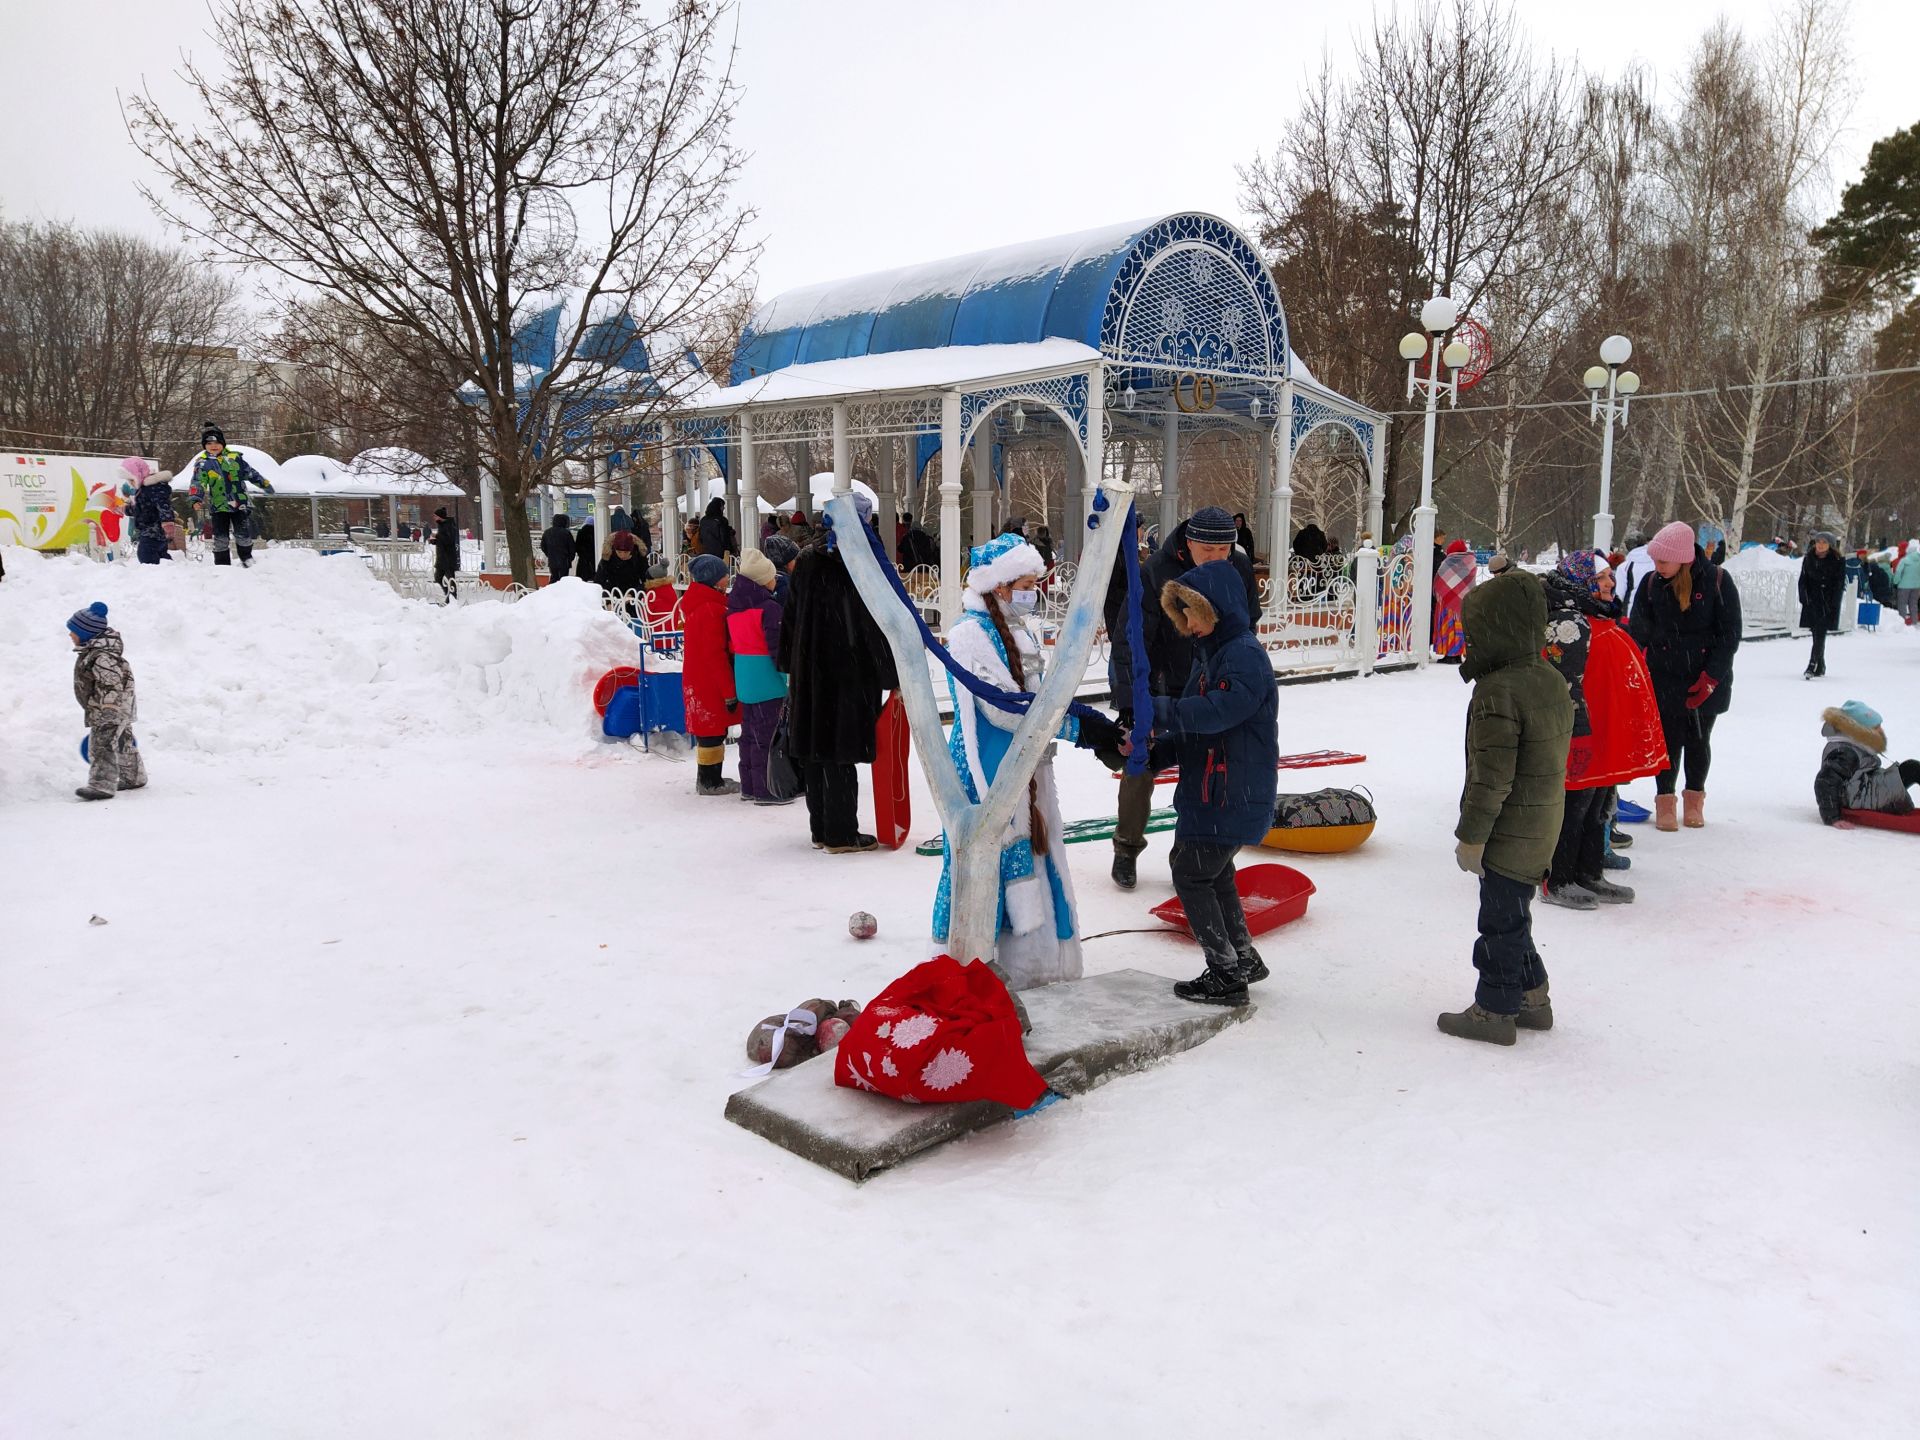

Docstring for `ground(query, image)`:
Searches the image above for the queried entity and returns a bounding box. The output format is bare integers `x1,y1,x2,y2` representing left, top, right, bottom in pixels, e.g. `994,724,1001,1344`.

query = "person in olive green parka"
1440,569,1575,1045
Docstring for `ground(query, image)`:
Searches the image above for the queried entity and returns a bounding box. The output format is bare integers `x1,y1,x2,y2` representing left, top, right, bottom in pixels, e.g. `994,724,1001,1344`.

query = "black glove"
1076,711,1128,773
725,698,739,714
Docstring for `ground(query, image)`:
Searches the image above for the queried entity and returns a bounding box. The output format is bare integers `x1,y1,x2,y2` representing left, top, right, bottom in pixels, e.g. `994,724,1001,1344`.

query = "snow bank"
0,550,635,799
1723,544,1801,574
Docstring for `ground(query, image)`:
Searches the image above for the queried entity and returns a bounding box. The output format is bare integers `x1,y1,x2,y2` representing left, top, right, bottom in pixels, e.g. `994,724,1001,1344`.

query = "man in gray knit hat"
1101,504,1260,889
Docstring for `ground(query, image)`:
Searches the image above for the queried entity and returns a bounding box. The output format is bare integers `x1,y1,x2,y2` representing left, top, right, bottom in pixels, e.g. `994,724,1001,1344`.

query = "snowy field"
3,549,1915,1438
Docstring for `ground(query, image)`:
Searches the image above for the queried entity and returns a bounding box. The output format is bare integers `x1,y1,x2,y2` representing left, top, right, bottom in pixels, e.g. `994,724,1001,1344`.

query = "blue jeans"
1473,871,1548,1014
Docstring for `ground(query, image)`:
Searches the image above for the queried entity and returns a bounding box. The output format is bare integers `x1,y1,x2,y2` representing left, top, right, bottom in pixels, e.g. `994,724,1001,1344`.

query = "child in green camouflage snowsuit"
69,602,147,801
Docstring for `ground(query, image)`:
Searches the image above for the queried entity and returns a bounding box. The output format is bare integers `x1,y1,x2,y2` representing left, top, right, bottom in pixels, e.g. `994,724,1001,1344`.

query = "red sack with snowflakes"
833,956,1046,1108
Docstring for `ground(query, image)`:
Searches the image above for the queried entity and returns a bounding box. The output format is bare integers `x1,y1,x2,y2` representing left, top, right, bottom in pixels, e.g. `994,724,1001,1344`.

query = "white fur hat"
965,533,1046,595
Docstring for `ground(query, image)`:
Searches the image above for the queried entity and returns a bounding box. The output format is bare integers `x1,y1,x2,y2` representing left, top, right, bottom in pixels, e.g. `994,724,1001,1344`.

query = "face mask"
1009,589,1039,612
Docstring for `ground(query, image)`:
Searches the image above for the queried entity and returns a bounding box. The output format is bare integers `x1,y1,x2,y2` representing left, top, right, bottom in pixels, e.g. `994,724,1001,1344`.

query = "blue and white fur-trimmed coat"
932,593,1084,990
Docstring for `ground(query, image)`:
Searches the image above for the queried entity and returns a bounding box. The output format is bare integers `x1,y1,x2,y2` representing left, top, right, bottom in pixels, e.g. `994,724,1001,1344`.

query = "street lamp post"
1583,335,1640,555
1400,296,1470,665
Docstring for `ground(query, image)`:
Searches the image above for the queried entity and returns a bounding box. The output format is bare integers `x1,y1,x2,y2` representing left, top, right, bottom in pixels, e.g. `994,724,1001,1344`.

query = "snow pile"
0,549,635,799
1724,544,1802,574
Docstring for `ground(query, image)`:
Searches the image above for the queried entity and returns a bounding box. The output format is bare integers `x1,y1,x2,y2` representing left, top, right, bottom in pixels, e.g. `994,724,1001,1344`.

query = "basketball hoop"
1453,317,1493,392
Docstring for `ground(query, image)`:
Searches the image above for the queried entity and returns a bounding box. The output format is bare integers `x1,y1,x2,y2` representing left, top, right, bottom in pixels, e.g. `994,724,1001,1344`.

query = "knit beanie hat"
646,562,669,581
1445,538,1470,555
120,456,153,484
200,421,225,447
762,534,799,570
737,548,776,589
1838,699,1883,731
689,553,727,588
68,601,110,641
1647,521,1695,564
1186,506,1238,546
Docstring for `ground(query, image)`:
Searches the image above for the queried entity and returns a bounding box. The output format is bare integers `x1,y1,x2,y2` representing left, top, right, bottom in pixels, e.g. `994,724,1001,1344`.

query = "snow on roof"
679,339,1101,413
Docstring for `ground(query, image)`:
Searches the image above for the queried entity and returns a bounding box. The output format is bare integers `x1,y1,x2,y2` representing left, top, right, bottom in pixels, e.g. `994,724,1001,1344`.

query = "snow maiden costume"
933,534,1084,991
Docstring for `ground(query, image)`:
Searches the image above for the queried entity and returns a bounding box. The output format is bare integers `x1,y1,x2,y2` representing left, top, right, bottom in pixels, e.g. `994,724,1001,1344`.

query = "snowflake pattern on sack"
890,1014,939,1050
880,1055,898,1077
920,1047,975,1093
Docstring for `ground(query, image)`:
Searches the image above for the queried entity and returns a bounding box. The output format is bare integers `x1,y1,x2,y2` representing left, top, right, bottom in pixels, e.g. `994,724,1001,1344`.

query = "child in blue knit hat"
1815,700,1918,826
68,602,147,801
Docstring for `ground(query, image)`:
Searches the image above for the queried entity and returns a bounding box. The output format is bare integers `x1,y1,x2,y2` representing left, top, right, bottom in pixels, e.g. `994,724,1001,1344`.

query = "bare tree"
0,220,241,462
128,0,755,585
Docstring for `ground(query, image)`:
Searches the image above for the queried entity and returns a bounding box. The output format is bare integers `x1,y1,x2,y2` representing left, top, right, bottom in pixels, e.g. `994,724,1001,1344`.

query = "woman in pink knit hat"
1627,521,1742,830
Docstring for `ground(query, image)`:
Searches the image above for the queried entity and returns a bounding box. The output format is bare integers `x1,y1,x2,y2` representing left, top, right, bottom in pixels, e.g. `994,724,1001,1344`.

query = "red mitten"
1684,673,1717,710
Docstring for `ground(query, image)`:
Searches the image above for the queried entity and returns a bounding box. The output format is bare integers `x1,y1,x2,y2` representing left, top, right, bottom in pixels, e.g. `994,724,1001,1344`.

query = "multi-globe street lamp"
1399,295,1471,663
1583,335,1641,554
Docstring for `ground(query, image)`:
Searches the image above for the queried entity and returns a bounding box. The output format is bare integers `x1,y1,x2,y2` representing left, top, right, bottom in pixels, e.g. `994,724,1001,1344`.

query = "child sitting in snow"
1815,701,1920,826
69,602,147,802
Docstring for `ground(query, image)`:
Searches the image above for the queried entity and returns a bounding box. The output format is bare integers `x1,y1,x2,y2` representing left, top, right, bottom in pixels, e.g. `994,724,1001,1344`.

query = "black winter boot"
1238,946,1270,984
1516,983,1553,1031
1173,963,1248,1006
1111,852,1137,890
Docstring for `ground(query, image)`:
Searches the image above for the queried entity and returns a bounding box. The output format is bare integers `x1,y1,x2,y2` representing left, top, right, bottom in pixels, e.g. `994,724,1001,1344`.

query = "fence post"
1354,546,1379,676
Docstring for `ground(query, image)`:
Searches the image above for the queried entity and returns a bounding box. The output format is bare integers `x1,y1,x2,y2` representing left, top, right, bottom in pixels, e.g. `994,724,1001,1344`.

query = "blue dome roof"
733,212,1291,388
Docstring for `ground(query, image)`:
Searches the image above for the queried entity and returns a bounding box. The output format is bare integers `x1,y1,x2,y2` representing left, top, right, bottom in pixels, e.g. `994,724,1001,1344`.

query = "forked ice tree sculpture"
827,474,1136,972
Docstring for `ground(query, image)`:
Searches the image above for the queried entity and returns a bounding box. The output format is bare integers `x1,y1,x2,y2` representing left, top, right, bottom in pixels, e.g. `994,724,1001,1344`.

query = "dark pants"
1113,770,1157,860
435,565,457,603
1549,786,1609,888
1473,871,1548,1015
1807,626,1828,671
1169,839,1250,974
211,509,253,564
737,699,781,800
802,760,859,845
1656,706,1717,794
136,531,168,564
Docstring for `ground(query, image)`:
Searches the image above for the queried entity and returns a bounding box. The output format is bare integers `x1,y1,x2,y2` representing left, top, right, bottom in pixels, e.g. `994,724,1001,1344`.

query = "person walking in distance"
540,511,574,584
431,505,459,602
188,423,272,566
1629,522,1741,831
1797,531,1846,678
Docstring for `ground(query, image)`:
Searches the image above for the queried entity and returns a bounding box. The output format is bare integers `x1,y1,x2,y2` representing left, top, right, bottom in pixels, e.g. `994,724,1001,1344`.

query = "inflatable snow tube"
1261,820,1375,854
1259,786,1376,854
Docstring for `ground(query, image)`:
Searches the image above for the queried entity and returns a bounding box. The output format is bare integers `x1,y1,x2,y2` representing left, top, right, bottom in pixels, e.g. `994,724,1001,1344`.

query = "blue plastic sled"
1615,799,1650,824
79,733,137,762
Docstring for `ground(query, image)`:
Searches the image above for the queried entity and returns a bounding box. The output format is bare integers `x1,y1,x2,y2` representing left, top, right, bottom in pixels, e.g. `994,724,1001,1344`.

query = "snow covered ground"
3,549,1915,1437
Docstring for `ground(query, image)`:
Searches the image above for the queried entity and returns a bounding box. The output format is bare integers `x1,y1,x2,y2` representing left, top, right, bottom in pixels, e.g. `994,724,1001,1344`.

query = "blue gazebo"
667,212,1387,631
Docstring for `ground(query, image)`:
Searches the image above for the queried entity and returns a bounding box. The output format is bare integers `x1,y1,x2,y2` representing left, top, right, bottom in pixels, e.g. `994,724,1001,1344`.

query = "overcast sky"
3,0,1915,302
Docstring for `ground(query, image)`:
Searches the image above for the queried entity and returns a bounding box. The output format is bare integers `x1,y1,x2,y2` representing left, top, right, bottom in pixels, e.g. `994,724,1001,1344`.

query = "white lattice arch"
1114,241,1278,380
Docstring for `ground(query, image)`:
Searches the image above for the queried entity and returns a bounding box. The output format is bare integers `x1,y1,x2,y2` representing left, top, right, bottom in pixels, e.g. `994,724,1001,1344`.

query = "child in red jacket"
682,553,738,795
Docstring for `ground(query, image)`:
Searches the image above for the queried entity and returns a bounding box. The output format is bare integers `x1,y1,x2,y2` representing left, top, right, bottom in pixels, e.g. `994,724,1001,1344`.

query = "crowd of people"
60,431,1920,1034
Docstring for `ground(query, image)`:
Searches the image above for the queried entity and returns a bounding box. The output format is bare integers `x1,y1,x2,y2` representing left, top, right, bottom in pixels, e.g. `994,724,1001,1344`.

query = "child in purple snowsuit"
727,549,789,804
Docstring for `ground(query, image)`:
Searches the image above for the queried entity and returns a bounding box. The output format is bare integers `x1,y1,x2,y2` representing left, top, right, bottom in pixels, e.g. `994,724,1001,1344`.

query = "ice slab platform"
723,967,1253,1182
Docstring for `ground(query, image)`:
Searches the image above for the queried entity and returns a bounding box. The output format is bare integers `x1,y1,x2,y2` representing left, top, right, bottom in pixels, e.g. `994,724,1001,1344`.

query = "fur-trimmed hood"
1822,706,1886,753
1160,560,1251,646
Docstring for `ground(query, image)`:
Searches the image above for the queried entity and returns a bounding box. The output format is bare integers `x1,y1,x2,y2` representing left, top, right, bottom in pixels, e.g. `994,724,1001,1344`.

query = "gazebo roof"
732,212,1301,387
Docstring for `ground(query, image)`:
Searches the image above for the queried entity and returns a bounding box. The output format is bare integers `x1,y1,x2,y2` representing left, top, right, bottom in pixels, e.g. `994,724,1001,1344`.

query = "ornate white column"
663,445,682,565
1366,422,1387,546
1265,381,1295,623
875,427,896,562
970,425,994,547
1062,436,1084,564
738,413,758,555
939,391,963,633
1158,401,1181,539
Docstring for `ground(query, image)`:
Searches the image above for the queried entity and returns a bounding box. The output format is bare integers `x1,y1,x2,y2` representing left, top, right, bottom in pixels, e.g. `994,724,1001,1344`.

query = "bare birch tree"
128,0,755,585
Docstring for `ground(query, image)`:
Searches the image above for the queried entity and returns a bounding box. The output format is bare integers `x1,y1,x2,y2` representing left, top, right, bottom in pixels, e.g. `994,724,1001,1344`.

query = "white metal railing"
1260,555,1361,671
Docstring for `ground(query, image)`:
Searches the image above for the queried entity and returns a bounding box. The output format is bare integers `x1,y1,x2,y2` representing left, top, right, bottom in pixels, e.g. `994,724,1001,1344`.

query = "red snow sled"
1839,808,1920,834
872,692,911,850
593,666,642,716
1150,863,1317,938
1113,749,1366,783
